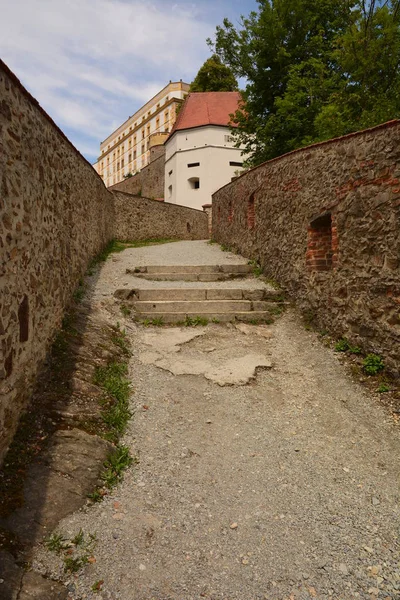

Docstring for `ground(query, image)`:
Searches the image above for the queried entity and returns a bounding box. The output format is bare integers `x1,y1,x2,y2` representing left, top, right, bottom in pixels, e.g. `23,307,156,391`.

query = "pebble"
338,563,349,575
372,497,380,506
230,523,238,529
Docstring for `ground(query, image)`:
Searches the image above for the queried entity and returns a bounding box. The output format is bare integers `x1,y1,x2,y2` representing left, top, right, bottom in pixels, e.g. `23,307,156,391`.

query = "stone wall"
0,60,115,463
110,150,165,200
212,121,400,374
113,191,209,241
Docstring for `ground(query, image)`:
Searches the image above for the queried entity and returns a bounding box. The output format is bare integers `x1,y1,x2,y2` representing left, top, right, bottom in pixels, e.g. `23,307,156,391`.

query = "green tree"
190,54,238,92
209,0,400,165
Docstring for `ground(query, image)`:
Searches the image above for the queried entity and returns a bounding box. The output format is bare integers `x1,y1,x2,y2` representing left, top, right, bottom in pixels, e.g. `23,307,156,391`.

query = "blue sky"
0,0,258,164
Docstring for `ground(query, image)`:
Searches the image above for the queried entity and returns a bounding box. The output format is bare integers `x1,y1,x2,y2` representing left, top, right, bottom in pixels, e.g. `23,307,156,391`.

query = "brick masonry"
212,121,400,375
0,60,207,464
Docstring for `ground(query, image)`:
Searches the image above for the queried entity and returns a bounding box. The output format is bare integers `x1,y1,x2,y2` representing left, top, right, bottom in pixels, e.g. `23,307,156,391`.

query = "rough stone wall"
150,144,165,162
113,191,208,241
109,151,165,200
212,121,400,374
0,60,115,463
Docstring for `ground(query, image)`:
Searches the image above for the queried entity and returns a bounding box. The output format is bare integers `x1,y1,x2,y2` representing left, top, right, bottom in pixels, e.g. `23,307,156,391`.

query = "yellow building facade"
94,80,190,188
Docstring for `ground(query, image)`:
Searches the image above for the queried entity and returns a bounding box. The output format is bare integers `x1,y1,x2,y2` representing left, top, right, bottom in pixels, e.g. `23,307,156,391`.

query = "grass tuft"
184,316,209,327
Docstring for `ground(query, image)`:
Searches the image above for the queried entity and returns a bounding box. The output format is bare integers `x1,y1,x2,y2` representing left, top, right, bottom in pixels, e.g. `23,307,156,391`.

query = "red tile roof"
169,92,241,138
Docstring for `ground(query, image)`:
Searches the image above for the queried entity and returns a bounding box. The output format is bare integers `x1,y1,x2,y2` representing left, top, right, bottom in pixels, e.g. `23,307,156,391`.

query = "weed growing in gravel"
184,316,209,326
142,317,164,327
46,530,97,574
335,338,362,354
101,445,135,489
377,382,390,393
111,325,131,356
120,304,131,317
94,362,132,439
64,554,89,573
270,305,285,317
211,318,220,324
71,529,85,547
45,533,68,554
248,259,263,278
92,580,104,592
363,354,385,376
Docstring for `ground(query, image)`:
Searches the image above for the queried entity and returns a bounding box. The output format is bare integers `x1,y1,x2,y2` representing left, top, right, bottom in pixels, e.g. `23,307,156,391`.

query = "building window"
129,126,132,131
169,170,173,176
121,159,124,168
134,136,137,145
168,185,172,197
188,162,200,168
306,213,337,271
188,177,200,189
164,111,169,123
230,161,243,167
248,193,255,229
141,145,145,155
117,161,120,170
129,139,132,147
128,153,132,163
156,118,160,130
133,150,137,160
147,125,150,136
142,129,145,139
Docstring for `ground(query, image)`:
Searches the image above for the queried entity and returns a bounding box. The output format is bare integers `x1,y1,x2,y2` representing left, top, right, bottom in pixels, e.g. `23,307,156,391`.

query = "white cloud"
0,0,214,160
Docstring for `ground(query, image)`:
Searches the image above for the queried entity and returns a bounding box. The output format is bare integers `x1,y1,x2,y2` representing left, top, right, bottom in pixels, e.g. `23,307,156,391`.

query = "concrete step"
131,300,278,314
126,264,252,281
128,264,252,274
133,312,273,324
115,288,284,302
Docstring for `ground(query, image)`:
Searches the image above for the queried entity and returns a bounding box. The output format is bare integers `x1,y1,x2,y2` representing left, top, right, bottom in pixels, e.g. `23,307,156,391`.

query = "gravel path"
34,242,400,600
91,241,269,298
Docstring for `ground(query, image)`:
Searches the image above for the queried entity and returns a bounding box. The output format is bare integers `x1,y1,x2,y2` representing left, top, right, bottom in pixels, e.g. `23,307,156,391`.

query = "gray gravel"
91,240,270,298
33,242,400,600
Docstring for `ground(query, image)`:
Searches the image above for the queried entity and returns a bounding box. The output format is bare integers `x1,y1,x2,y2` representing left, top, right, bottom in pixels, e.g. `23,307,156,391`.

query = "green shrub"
362,354,384,376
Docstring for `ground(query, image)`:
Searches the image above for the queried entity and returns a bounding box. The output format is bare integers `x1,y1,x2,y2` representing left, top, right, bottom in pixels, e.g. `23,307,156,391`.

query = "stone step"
133,312,273,324
130,300,277,315
129,264,252,275
131,272,249,282
115,288,284,302
126,264,252,281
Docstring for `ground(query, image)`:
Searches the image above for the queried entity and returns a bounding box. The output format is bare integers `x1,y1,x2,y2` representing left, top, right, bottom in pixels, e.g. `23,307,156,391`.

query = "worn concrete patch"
141,328,205,353
139,328,272,385
205,354,272,386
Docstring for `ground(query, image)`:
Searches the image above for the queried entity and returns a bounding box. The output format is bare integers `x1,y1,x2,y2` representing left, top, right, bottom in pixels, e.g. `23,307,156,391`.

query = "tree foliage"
209,0,400,165
190,54,238,92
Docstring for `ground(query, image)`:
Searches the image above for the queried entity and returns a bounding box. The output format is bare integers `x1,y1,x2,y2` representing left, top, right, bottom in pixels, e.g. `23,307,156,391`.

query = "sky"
0,0,258,164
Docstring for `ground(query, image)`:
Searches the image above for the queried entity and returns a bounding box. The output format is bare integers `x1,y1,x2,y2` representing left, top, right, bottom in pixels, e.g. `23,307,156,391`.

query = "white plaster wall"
165,126,245,210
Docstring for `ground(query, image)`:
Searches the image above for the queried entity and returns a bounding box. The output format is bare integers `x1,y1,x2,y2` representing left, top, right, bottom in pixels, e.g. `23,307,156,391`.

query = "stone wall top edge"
112,191,206,214
212,118,400,198
0,59,106,187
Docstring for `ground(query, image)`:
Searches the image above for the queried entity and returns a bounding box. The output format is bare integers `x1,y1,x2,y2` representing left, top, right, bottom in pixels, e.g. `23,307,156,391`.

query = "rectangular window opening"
306,213,336,272
188,162,200,168
230,161,243,167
